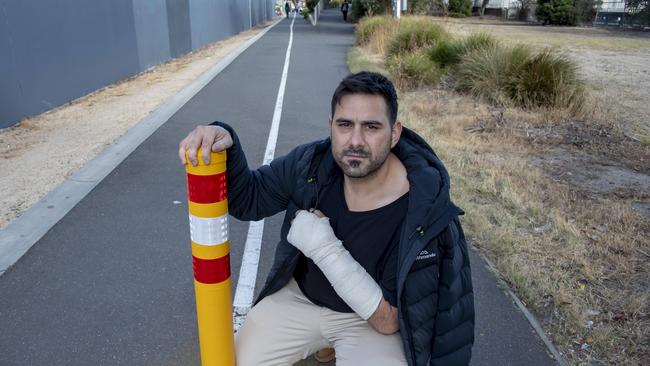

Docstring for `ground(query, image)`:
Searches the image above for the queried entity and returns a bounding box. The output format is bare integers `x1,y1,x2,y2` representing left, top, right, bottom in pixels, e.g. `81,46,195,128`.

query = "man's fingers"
212,133,233,153
178,139,188,165
178,125,233,166
201,134,214,165
186,132,200,166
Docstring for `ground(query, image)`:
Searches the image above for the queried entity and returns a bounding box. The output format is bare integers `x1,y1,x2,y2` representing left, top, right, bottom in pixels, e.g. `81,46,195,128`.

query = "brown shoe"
314,348,335,363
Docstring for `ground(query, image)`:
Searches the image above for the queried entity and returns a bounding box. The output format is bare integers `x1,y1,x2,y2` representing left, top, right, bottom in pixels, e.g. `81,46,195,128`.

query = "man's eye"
366,125,379,130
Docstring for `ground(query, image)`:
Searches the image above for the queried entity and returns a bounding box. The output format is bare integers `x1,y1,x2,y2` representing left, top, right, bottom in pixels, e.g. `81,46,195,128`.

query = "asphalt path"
0,9,559,366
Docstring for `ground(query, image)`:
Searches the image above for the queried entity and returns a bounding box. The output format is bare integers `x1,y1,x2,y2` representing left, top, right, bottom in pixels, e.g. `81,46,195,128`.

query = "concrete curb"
0,17,284,276
472,244,567,366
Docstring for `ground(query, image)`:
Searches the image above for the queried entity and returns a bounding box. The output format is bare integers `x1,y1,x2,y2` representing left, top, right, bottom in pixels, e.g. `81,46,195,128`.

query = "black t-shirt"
293,174,408,312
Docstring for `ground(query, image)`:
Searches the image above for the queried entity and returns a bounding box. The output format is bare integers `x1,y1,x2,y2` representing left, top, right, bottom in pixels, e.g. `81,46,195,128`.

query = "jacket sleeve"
210,121,299,221
430,218,475,366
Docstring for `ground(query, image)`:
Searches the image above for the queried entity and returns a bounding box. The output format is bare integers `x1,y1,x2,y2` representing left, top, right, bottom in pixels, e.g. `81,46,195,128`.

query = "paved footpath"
0,9,559,366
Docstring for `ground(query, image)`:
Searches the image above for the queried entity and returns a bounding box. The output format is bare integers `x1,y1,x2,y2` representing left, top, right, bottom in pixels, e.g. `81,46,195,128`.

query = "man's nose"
348,125,365,147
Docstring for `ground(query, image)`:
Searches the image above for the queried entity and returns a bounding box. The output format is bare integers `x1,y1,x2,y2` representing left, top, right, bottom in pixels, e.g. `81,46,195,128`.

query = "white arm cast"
287,210,383,320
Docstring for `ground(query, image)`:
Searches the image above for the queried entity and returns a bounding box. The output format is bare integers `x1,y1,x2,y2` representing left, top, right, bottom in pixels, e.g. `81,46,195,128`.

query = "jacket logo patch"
416,249,436,260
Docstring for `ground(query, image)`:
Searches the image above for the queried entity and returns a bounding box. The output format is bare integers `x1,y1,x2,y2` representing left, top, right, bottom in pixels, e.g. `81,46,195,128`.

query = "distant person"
285,1,290,18
340,0,350,21
179,72,475,365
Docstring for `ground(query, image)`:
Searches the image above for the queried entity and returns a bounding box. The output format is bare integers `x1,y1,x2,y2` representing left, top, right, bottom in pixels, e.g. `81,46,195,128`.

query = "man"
285,1,291,18
340,0,350,21
179,72,474,365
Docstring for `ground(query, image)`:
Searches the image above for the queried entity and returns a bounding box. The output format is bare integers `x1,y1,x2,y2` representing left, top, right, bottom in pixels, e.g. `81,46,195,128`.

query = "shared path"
0,9,559,366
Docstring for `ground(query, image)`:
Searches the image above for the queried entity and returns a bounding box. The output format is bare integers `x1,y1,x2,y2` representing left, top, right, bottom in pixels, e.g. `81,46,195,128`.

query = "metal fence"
594,0,650,27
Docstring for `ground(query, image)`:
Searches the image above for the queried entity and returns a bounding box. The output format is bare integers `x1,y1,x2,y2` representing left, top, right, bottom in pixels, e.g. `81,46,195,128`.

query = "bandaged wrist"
288,211,383,320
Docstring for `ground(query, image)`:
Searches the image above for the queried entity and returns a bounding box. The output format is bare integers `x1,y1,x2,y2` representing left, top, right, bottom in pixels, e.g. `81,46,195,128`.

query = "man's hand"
178,125,233,166
368,297,400,335
288,210,339,260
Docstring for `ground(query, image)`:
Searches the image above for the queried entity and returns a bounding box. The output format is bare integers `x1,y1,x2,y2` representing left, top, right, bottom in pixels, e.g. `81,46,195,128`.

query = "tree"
574,0,601,24
449,0,473,16
432,0,450,16
351,0,384,19
407,0,432,14
515,0,535,20
626,0,650,25
536,0,578,25
480,0,490,16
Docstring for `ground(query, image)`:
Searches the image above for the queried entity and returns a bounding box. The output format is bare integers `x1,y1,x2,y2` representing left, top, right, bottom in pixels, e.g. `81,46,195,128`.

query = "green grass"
386,50,442,89
455,43,585,109
455,43,520,105
428,39,466,68
429,32,498,68
506,49,585,109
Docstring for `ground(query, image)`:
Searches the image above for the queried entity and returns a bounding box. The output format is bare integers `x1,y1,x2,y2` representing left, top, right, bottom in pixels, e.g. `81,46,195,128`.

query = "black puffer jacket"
214,121,475,365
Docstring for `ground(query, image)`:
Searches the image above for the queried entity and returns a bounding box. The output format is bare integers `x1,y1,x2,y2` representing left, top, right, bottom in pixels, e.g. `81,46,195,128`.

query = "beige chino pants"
235,279,408,366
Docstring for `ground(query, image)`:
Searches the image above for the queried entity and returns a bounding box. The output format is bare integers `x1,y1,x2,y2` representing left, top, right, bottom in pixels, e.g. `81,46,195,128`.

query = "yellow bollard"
185,149,235,366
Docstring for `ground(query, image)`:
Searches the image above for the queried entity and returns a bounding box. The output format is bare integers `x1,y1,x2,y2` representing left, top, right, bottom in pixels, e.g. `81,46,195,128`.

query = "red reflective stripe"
192,255,230,284
186,172,227,204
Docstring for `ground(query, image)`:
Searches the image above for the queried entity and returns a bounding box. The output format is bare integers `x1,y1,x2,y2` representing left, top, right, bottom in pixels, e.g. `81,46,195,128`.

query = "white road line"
233,13,296,331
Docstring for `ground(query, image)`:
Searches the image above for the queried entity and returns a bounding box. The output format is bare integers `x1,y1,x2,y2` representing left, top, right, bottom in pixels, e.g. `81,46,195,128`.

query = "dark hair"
331,71,398,126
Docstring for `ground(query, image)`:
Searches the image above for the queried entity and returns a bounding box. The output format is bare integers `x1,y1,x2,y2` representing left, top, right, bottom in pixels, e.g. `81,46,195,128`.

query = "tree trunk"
480,0,489,16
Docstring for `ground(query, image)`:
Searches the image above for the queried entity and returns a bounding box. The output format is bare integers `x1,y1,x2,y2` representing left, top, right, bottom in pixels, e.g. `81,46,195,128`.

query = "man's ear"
391,121,402,148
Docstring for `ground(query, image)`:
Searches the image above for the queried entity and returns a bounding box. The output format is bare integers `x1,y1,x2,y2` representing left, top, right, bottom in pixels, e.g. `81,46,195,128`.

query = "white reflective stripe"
189,214,228,246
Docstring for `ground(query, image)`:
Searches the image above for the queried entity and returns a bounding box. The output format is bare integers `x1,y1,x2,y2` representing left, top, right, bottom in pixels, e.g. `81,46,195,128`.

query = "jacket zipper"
401,227,425,366
307,176,320,209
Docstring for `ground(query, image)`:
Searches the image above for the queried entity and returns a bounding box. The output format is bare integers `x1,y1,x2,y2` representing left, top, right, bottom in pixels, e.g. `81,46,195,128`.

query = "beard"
333,139,392,179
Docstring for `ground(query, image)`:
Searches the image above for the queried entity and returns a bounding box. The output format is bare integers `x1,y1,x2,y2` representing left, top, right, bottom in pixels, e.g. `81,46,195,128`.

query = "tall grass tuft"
506,49,585,109
463,32,498,53
387,18,447,59
428,39,466,68
429,32,498,68
387,51,442,89
456,44,585,109
455,44,523,105
356,16,395,47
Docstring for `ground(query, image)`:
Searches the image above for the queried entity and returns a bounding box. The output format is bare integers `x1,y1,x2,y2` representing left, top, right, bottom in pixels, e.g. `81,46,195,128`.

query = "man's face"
330,94,400,179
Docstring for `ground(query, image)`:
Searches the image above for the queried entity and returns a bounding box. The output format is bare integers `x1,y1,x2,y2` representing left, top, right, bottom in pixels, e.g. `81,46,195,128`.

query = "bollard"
185,149,235,366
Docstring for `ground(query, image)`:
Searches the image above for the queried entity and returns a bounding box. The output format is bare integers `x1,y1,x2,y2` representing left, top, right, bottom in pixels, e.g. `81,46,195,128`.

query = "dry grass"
440,18,650,52
440,18,650,143
405,89,650,366
359,15,650,141
349,44,650,365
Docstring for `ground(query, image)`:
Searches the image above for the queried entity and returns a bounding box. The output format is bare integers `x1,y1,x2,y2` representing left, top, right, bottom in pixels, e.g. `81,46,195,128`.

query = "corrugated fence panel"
133,0,172,70
0,0,274,128
0,0,140,128
166,0,192,59
189,0,231,50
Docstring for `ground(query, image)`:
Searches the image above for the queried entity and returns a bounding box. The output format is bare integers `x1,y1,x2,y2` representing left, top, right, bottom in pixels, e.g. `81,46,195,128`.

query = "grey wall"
166,0,192,58
0,0,275,128
133,0,171,70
